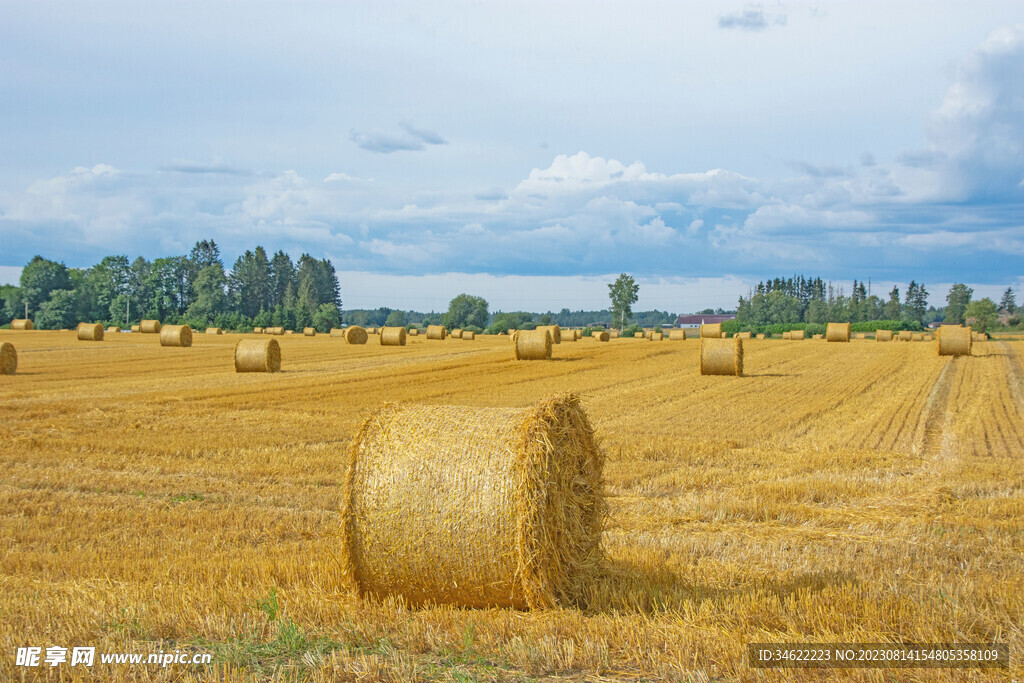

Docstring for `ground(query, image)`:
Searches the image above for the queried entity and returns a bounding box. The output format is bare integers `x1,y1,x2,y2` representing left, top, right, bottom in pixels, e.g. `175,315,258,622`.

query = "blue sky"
1,1,1022,311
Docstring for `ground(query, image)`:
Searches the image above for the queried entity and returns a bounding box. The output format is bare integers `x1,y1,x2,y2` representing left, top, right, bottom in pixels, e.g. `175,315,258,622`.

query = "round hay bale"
367,327,377,335
790,330,806,340
876,329,893,342
131,325,141,333
782,332,791,340
329,328,344,337
574,329,581,341
735,331,751,340
700,337,743,376
266,326,285,335
507,328,516,336
609,329,619,338
462,330,476,340
633,332,644,338
77,322,104,341
911,333,923,341
426,325,447,340
341,393,604,609
513,329,552,360
650,332,663,341
595,331,610,342
234,338,281,373
812,334,824,340
756,333,766,340
668,330,686,340
380,326,407,346
285,330,295,335
11,319,34,331
700,323,721,339
159,325,192,347
854,333,866,340
451,328,463,339
206,327,223,335
303,327,316,337
0,342,16,375
107,326,120,333
937,325,971,356
538,325,562,344
344,326,368,344
408,328,419,336
898,330,912,342
254,327,265,334
826,322,850,342
140,319,161,334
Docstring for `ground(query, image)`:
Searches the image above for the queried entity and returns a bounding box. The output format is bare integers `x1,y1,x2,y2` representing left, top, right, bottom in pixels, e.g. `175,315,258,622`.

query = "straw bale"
341,393,604,609
898,330,912,341
160,324,192,347
426,325,447,340
980,333,988,341
650,332,663,341
937,325,971,356
140,319,161,333
343,326,368,344
782,331,791,340
574,329,581,340
77,322,104,341
633,332,645,338
233,338,281,373
826,322,850,342
854,333,866,339
595,331,610,342
462,330,476,340
303,327,316,337
609,329,619,338
206,327,223,335
507,328,516,336
756,333,766,340
131,325,141,333
669,330,686,340
911,333,923,341
924,334,933,342
735,332,751,339
451,328,463,339
285,330,295,335
700,323,721,338
408,328,419,336
538,325,562,344
107,326,120,333
813,334,824,340
790,330,806,340
329,328,344,337
875,329,893,342
700,337,743,376
11,319,33,330
513,329,552,360
368,328,377,335
0,342,16,375
380,326,407,346
264,327,284,335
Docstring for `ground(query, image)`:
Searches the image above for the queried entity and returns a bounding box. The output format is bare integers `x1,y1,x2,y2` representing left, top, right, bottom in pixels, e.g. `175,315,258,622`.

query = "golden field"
0,330,1022,681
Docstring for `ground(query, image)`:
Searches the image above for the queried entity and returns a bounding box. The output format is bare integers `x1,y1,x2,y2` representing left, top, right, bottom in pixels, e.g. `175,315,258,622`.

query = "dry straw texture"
159,325,192,347
303,327,316,337
782,332,791,340
912,333,924,341
938,324,972,356
140,319,161,333
538,325,562,344
76,323,104,341
813,334,824,340
233,339,281,373
408,328,419,336
574,329,582,341
899,330,913,342
855,333,866,339
451,329,463,339
131,325,141,333
368,328,378,335
0,342,16,375
876,329,893,342
380,326,407,346
609,329,619,338
206,327,223,335
107,326,120,333
462,331,476,340
11,319,34,330
329,328,344,337
700,323,721,338
668,330,686,340
285,330,295,335
344,326,368,345
756,333,766,340
700,337,744,376
513,329,552,360
507,328,516,336
791,330,806,340
633,332,644,338
254,327,265,334
650,332,664,341
426,325,447,340
340,393,605,609
826,322,851,342
595,331,610,342
735,332,752,340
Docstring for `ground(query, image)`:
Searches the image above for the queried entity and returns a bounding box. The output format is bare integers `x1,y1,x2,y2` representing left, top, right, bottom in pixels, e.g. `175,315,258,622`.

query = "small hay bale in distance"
911,333,923,341
513,329,552,360
937,325,972,356
668,329,686,340
408,327,419,336
77,322,104,341
595,331,610,342
876,329,893,342
826,322,851,342
782,331,791,340
462,330,476,340
380,326,407,346
303,327,316,337
131,325,141,333
574,329,581,341
650,332,663,341
107,326,120,333
206,327,223,335
790,330,806,340
700,323,721,338
285,330,295,335
633,332,644,338
855,333,866,340
451,328,463,339
756,333,766,340
253,327,264,334
507,328,516,336
537,325,562,344
0,342,16,375
234,338,281,373
426,325,447,340
735,331,751,340
344,326,368,344
140,319,161,334
898,330,912,342
609,329,619,338
329,328,343,337
159,324,192,347
700,337,743,376
341,392,604,609
812,334,824,340
265,326,284,335
11,319,33,331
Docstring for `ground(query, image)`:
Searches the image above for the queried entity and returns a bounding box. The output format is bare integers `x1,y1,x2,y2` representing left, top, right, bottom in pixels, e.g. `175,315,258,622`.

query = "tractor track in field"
920,356,956,458
1000,341,1024,420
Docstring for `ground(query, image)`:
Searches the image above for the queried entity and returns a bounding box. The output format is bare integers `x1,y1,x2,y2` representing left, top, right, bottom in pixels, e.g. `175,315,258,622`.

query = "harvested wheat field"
0,330,1022,681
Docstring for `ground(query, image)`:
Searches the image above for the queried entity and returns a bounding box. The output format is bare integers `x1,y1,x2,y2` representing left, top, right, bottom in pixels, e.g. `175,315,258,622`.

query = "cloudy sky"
1,1,1022,311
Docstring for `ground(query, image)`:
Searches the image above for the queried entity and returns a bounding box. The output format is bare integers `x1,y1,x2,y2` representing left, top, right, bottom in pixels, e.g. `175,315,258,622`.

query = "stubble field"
1,330,1022,681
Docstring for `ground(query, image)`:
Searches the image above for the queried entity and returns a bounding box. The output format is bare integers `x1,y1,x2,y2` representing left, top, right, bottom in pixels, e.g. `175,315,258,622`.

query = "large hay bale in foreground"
234,338,281,373
700,337,743,376
513,329,552,360
12,319,33,330
898,330,912,342
160,325,192,347
303,327,316,337
206,327,223,335
0,342,16,375
826,322,850,342
140,319,161,334
380,326,407,346
77,323,104,341
876,329,893,342
537,325,561,344
595,331,610,342
344,326,368,345
341,393,604,609
426,325,447,340
790,330,806,340
131,325,141,333
668,330,686,340
938,325,972,356
700,323,721,339
462,330,476,340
